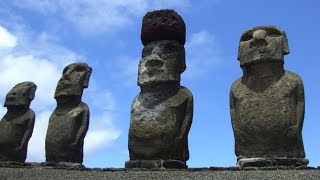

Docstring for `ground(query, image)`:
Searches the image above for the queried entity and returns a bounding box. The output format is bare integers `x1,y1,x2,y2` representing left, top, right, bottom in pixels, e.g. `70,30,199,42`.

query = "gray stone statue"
45,63,92,164
0,82,37,163
230,26,308,168
125,10,193,169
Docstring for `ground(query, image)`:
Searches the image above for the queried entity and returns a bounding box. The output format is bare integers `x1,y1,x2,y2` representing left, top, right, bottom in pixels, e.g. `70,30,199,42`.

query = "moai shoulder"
126,9,193,169
0,81,37,163
45,63,92,166
230,25,308,169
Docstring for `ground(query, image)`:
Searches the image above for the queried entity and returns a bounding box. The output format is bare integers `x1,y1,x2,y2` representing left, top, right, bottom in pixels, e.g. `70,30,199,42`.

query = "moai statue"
230,26,308,168
125,9,193,169
45,63,92,164
0,82,37,163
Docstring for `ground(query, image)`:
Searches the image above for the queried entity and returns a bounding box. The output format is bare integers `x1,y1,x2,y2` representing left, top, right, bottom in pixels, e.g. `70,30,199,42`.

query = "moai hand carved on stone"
0,82,37,163
45,63,92,164
125,9,193,169
230,26,308,168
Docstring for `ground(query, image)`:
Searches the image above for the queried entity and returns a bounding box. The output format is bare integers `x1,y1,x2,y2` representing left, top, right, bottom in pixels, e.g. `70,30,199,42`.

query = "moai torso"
0,82,37,162
230,26,308,168
130,86,192,160
231,71,304,157
126,10,193,169
45,63,92,164
45,103,89,163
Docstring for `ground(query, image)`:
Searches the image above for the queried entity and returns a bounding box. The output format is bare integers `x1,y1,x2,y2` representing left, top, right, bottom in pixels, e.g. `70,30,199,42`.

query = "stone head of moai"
126,9,193,169
0,81,37,163
230,25,308,169
54,62,92,102
238,25,289,67
45,62,92,165
138,9,186,87
5,81,37,108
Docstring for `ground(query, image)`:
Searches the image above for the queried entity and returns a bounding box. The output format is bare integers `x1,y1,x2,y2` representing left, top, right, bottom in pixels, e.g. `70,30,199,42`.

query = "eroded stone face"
230,25,308,168
127,10,193,169
55,63,91,99
0,82,37,162
45,63,92,164
238,26,289,66
138,40,185,86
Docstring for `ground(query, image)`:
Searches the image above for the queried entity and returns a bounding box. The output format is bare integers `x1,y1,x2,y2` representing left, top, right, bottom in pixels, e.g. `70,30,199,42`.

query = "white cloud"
84,111,121,156
0,25,17,49
106,56,139,87
184,30,223,78
10,0,191,35
186,31,215,48
26,110,52,162
110,30,223,83
0,24,121,163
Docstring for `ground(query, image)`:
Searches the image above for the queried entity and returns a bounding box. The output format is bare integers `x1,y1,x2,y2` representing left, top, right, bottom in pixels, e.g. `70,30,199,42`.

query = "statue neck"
6,105,29,114
242,61,284,79
139,82,180,107
56,96,81,108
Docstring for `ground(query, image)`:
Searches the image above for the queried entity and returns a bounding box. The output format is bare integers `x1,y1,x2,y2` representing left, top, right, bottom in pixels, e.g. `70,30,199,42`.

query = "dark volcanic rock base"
125,160,187,169
0,167,319,180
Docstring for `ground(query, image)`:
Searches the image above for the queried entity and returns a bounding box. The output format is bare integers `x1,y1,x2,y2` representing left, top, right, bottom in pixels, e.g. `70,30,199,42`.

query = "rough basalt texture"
0,167,319,180
0,82,37,162
127,10,193,169
45,63,92,164
230,25,307,168
141,9,186,46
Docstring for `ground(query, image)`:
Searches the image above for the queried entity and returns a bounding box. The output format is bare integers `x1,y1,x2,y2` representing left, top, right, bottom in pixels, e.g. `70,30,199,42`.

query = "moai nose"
252,30,267,43
145,54,164,68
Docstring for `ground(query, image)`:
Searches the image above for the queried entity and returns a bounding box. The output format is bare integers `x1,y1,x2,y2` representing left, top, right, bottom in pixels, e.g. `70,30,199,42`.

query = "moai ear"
83,66,92,88
180,47,186,73
282,30,290,55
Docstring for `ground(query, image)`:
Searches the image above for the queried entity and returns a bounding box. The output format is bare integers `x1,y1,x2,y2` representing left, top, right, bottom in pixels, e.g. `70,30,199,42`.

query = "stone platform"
0,164,319,180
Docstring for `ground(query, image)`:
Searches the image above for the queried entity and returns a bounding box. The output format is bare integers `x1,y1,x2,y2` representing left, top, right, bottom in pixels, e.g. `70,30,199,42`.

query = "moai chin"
125,9,193,169
45,63,92,164
0,81,37,163
230,26,308,168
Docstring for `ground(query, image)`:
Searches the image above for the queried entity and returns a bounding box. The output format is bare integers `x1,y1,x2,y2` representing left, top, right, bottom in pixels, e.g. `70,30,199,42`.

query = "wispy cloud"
110,30,223,84
0,25,17,49
8,0,191,36
184,30,223,78
0,24,121,163
84,111,121,155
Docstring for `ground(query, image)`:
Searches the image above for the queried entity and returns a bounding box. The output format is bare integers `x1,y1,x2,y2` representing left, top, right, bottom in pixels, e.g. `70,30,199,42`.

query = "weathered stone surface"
45,63,92,164
141,9,186,46
230,25,308,168
1,167,320,180
127,11,193,169
0,82,37,162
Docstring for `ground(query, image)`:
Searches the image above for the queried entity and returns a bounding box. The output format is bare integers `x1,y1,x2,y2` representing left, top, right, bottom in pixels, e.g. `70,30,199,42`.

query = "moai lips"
45,63,92,164
0,81,37,163
230,26,308,169
126,9,193,169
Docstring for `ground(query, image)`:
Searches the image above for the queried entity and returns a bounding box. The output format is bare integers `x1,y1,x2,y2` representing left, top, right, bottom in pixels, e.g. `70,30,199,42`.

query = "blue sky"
0,0,319,168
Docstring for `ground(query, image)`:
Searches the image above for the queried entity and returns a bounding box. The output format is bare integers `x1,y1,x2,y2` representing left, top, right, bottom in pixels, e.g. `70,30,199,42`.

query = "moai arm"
18,111,35,150
230,87,236,128
296,77,305,132
178,94,193,140
73,104,89,146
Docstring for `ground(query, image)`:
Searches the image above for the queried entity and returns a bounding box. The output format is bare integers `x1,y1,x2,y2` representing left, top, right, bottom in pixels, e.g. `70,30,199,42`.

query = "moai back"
230,26,308,168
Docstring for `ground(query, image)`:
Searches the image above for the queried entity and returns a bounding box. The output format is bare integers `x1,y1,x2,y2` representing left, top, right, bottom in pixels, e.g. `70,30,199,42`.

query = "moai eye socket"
267,29,282,37
240,33,253,42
